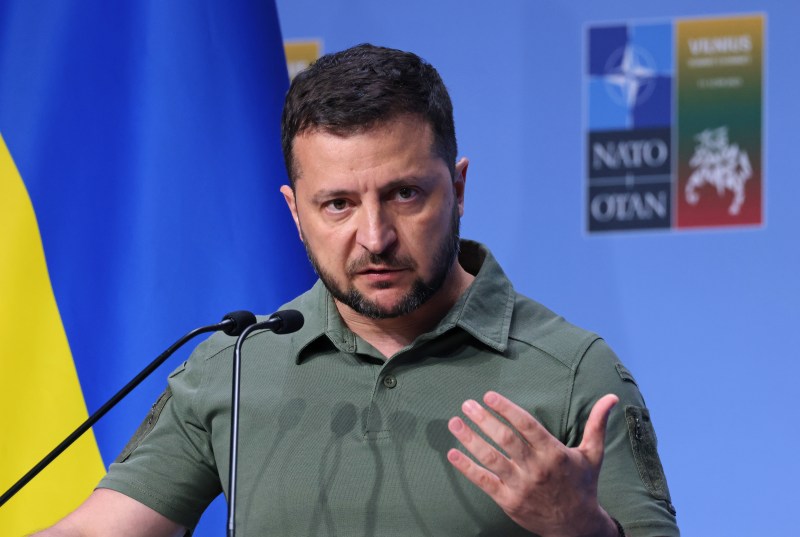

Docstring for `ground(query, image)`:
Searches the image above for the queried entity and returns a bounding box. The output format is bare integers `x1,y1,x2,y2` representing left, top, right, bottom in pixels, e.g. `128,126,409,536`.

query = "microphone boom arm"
0,312,255,507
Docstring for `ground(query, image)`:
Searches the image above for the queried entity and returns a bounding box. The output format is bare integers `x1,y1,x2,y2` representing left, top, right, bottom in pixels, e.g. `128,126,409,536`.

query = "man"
36,44,678,536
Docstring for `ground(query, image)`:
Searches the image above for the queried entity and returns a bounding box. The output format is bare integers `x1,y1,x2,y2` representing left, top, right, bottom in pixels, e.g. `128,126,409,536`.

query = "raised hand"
447,391,620,537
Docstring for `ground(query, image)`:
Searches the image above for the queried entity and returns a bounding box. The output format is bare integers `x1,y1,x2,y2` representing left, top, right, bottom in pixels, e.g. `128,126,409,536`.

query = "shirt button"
382,374,397,389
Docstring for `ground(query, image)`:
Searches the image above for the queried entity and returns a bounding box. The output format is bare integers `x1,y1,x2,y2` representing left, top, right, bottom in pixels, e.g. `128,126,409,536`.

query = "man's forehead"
291,116,440,180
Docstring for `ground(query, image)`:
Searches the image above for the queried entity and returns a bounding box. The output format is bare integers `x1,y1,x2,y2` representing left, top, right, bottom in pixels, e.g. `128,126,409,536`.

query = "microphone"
257,309,305,335
221,310,259,336
0,311,258,507
227,309,304,537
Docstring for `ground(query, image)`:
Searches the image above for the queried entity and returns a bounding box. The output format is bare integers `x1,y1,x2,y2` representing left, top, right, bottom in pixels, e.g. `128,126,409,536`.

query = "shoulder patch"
625,405,676,515
114,387,173,464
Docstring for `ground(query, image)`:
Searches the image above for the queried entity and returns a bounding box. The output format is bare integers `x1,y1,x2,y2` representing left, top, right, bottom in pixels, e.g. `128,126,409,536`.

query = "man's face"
281,116,467,319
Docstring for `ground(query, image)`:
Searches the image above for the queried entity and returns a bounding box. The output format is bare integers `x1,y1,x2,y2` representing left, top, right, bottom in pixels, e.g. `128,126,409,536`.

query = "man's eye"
396,187,417,200
324,199,350,212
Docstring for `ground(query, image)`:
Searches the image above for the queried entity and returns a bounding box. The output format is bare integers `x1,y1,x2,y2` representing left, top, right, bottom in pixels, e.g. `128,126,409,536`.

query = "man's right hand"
30,489,185,537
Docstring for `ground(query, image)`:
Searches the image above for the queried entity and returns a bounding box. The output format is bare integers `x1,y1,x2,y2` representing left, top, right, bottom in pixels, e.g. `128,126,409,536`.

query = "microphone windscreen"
221,310,258,336
269,309,304,334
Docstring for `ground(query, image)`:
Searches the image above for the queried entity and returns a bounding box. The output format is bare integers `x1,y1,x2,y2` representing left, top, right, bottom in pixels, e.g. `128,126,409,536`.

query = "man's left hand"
447,391,620,537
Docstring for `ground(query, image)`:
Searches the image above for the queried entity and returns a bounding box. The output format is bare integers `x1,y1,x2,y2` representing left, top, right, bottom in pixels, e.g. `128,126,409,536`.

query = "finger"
460,398,531,463
448,415,515,480
579,394,619,468
482,391,557,451
446,447,504,497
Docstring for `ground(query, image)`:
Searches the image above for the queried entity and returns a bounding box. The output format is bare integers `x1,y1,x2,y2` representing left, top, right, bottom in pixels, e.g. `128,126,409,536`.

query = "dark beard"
304,201,461,319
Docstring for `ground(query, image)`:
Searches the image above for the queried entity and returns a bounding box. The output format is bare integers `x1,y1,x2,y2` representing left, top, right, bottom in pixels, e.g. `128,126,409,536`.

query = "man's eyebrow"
381,176,434,190
309,176,436,204
310,189,354,204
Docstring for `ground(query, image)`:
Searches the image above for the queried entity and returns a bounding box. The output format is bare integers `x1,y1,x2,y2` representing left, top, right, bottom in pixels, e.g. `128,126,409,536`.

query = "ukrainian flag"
0,2,313,534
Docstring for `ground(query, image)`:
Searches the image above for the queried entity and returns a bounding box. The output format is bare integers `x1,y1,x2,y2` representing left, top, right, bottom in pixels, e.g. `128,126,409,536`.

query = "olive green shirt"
100,240,679,536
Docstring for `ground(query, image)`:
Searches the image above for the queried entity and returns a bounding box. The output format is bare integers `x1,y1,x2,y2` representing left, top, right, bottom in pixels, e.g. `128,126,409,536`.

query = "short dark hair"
281,43,457,186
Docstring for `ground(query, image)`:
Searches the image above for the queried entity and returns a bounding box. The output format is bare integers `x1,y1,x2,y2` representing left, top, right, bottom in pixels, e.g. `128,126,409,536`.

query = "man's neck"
335,263,475,359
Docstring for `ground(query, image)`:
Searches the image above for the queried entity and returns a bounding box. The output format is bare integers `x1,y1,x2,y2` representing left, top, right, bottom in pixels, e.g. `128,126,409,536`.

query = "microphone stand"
227,310,303,537
0,311,256,507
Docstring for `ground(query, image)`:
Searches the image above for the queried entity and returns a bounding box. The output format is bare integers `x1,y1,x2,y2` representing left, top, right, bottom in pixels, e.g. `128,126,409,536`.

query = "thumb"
579,394,619,468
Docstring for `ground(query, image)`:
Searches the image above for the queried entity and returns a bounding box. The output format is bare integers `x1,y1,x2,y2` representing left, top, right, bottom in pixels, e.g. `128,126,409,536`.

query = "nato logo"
586,23,674,232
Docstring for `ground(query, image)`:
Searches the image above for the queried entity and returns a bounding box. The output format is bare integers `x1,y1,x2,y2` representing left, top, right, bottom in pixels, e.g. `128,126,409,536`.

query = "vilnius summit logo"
584,15,764,233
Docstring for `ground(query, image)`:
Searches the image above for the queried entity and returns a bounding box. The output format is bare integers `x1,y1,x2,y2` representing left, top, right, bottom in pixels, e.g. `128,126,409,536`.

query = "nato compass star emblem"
587,24,672,130
602,44,658,118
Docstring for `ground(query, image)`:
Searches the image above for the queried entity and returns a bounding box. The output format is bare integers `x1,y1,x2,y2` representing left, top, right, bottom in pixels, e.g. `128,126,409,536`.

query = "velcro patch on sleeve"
625,405,676,515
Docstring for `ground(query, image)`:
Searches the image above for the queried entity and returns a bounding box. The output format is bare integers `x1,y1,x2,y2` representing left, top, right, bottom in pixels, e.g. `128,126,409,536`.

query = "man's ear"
280,185,304,242
453,157,469,216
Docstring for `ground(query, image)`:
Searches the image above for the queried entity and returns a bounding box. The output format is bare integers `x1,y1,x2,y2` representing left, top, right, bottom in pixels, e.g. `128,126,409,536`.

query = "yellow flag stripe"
0,134,106,534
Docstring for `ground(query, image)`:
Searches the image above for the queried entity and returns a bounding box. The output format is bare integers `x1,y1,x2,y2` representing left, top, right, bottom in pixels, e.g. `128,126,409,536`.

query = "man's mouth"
353,267,409,282
357,266,404,274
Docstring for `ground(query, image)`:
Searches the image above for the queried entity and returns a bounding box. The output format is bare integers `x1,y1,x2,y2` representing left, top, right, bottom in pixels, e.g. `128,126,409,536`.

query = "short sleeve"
567,338,679,537
97,347,223,529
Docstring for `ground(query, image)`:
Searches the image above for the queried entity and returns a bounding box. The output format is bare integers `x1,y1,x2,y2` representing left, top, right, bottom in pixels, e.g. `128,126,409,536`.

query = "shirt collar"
412,240,515,353
292,239,515,364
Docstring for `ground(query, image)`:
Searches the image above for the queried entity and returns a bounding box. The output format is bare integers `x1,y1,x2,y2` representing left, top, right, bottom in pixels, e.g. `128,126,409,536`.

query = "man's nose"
356,204,397,254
